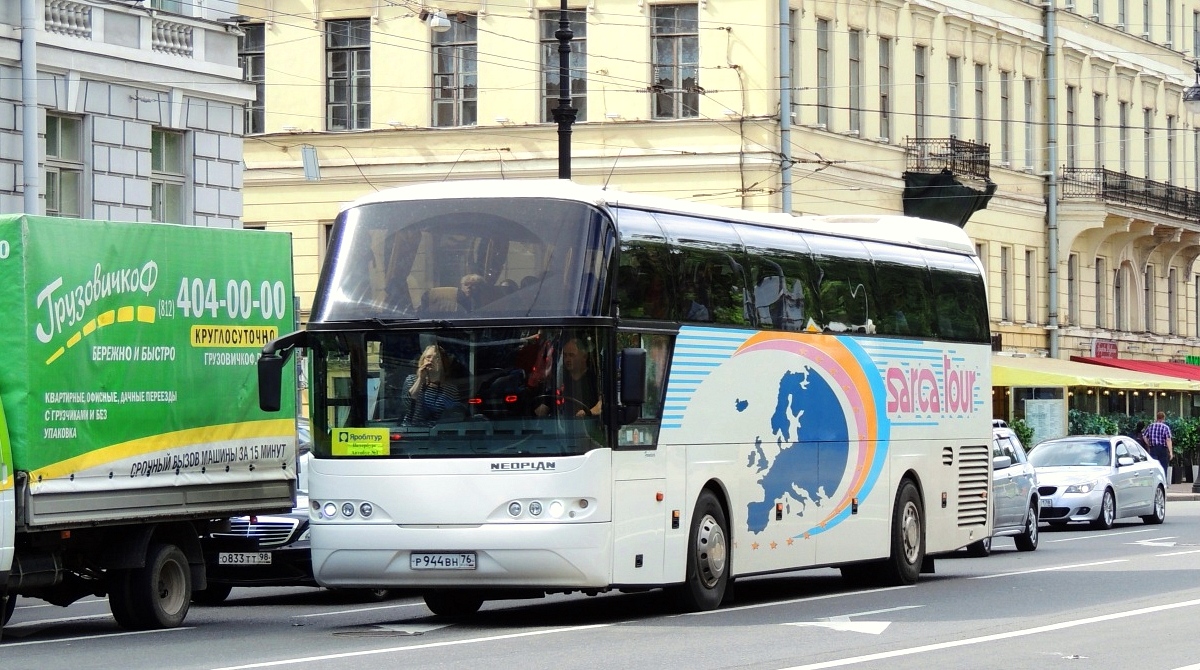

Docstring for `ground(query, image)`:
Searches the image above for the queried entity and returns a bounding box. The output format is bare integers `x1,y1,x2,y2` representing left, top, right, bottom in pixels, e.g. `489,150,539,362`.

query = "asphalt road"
5,502,1200,670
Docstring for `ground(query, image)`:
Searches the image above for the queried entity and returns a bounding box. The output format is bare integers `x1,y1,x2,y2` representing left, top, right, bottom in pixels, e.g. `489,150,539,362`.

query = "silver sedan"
1028,435,1166,530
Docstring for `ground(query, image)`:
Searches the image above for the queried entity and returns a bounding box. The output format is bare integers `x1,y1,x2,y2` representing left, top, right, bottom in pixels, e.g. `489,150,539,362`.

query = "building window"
1195,128,1200,191
1144,0,1151,38
948,57,961,138
150,0,183,11
974,63,986,142
1094,93,1104,169
1195,11,1199,57
45,114,82,217
879,37,891,141
652,4,699,120
1143,108,1153,180
1066,85,1077,168
1108,266,1118,331
1093,0,1102,21
1167,115,1177,184
326,19,370,131
816,18,830,128
1068,253,1079,326
433,15,478,127
1024,78,1035,170
1167,0,1174,45
240,24,265,135
1119,0,1127,30
1025,249,1036,324
151,128,185,224
1145,265,1154,332
1001,245,1012,322
848,29,862,134
1000,71,1011,164
541,10,587,123
1096,257,1107,329
976,242,988,280
915,46,927,138
1119,102,1129,173
1169,268,1178,335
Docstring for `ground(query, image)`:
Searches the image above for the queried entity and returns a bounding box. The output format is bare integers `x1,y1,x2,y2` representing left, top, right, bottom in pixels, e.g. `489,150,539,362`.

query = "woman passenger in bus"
401,344,462,426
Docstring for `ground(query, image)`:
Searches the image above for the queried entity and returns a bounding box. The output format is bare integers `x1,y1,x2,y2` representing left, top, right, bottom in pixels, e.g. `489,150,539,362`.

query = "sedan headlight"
1065,481,1096,494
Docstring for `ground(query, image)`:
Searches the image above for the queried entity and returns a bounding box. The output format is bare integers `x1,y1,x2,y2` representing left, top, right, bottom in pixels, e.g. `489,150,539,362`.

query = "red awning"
1071,356,1200,381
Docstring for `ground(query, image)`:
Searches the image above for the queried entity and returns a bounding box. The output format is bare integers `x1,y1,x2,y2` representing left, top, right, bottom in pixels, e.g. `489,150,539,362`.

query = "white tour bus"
257,179,992,616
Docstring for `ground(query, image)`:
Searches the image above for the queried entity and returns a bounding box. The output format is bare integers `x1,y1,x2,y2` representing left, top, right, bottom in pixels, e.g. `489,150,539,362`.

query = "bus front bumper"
310,521,614,589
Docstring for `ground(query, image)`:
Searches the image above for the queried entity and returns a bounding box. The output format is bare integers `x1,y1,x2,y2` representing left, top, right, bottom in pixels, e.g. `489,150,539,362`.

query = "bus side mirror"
256,330,308,412
620,347,646,407
258,354,287,412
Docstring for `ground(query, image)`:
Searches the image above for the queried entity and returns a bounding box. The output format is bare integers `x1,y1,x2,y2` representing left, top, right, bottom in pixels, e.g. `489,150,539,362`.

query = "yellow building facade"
237,0,1200,376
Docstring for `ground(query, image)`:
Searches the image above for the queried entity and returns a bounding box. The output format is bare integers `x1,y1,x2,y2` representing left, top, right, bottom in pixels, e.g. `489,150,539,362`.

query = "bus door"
610,331,672,585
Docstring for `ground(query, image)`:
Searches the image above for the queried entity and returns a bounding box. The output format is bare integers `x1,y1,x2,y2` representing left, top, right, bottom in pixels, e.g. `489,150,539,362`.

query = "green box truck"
0,214,297,632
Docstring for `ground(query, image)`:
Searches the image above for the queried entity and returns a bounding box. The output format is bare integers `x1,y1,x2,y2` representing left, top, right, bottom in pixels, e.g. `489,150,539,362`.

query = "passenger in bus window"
401,345,462,426
458,273,487,311
535,337,601,418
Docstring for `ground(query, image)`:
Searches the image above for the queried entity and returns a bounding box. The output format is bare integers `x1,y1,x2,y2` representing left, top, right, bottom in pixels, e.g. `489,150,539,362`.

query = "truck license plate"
218,552,272,565
410,552,476,570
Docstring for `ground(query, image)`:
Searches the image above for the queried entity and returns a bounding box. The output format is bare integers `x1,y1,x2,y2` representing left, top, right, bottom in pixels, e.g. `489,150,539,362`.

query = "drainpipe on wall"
21,0,39,215
779,0,793,214
1045,1,1061,359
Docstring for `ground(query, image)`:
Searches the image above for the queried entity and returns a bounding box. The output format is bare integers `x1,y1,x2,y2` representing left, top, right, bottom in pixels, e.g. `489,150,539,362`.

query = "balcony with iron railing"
1060,167,1200,221
904,136,992,181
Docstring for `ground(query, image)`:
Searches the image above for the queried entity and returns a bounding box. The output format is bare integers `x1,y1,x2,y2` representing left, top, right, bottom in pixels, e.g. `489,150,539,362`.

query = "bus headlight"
529,501,543,517
548,501,565,519
359,502,374,518
322,502,338,518
508,501,522,517
341,502,355,518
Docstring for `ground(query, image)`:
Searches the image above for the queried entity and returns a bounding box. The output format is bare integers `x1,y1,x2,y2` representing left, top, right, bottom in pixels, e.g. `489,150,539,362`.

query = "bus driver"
534,337,601,418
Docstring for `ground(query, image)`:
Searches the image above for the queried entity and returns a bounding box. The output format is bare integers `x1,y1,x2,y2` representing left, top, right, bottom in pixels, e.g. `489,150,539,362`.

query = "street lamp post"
550,2,576,179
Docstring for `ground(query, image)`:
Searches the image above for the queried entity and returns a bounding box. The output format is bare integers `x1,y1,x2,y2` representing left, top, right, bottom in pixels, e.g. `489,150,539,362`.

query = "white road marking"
1156,548,1200,557
821,605,922,619
685,585,915,615
289,602,427,619
208,623,619,669
1130,537,1178,547
3,613,113,628
15,598,106,610
1045,528,1157,543
1,627,192,647
785,621,892,635
970,559,1127,579
776,598,1200,670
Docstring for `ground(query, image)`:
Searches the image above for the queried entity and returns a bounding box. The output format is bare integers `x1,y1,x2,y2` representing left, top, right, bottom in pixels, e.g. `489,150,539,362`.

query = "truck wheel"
127,543,192,629
881,480,924,586
671,490,730,611
191,583,233,606
107,570,141,629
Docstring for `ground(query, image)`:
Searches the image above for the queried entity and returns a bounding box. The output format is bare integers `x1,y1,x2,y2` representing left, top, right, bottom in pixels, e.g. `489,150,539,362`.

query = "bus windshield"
309,327,608,458
310,198,612,322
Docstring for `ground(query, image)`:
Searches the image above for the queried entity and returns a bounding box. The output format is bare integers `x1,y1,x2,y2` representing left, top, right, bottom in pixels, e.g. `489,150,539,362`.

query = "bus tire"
423,590,483,617
126,543,192,629
1,592,15,628
672,490,730,611
882,479,924,586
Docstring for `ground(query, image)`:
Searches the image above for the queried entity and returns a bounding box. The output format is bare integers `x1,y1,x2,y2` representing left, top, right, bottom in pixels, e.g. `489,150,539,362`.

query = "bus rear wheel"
671,490,729,611
423,590,484,617
881,480,924,586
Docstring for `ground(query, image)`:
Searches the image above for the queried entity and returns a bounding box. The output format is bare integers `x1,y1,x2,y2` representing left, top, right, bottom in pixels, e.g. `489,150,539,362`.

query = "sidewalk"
1167,482,1200,502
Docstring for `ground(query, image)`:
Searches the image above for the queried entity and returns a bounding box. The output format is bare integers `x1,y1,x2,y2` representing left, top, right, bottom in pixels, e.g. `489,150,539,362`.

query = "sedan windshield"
309,327,608,458
1029,440,1112,468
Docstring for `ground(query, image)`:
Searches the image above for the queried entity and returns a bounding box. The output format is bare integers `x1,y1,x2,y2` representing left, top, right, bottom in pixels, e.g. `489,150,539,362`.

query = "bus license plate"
410,552,476,570
218,552,272,565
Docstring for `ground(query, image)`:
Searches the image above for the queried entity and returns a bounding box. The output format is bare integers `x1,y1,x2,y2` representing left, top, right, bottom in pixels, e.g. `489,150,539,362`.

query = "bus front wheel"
423,590,484,617
882,480,924,586
671,490,729,611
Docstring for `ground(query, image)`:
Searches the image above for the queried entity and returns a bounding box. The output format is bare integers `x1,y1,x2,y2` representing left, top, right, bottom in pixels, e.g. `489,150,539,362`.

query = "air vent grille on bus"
942,446,954,465
957,443,989,527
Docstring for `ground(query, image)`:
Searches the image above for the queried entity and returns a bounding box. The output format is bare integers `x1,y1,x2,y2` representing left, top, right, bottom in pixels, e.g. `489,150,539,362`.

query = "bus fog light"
341,502,355,518
508,501,522,517
529,501,543,516
322,502,337,518
359,502,374,518
548,501,564,518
